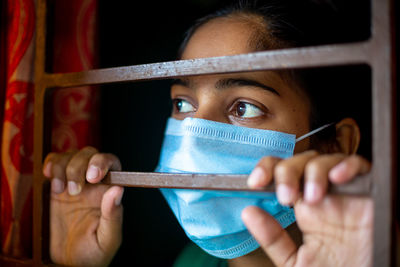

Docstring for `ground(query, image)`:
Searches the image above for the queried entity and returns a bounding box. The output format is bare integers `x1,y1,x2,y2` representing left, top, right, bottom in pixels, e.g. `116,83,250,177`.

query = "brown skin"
43,147,123,266
43,15,372,267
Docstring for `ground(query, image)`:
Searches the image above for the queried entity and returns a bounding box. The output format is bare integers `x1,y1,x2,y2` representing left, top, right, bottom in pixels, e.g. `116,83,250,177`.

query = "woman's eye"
174,99,195,113
235,102,264,118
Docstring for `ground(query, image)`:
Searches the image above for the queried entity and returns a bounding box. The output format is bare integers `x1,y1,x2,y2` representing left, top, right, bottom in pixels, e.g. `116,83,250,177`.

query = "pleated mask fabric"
156,117,297,259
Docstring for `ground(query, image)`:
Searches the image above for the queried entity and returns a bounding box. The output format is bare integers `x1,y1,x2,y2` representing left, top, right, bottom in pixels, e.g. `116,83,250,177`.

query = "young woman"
43,1,372,266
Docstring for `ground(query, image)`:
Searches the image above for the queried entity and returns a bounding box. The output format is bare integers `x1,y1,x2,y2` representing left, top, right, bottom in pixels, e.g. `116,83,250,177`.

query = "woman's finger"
328,155,371,184
65,146,99,196
247,156,281,188
43,153,56,178
43,151,77,194
303,154,346,204
97,186,124,261
274,150,319,205
86,153,122,183
242,206,297,267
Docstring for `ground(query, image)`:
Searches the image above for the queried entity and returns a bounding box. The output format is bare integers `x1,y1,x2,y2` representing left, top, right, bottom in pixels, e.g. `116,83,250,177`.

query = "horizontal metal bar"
44,42,371,89
103,171,372,195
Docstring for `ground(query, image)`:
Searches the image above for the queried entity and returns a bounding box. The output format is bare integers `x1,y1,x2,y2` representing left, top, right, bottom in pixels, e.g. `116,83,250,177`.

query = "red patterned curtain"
51,0,99,152
0,0,99,258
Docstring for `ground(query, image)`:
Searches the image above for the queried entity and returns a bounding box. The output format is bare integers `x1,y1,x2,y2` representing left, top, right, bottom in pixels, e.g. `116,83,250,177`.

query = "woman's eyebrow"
216,78,280,96
171,78,191,87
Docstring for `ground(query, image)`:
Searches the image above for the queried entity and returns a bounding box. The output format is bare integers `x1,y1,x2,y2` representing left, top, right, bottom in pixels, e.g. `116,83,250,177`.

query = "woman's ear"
335,118,360,154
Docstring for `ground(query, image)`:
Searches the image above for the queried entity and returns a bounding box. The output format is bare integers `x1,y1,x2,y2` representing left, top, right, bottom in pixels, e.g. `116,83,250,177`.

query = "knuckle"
51,161,64,176
274,161,297,182
52,154,68,165
52,154,73,169
305,158,323,176
81,146,98,154
348,154,370,171
46,152,67,166
66,164,85,181
47,154,66,170
89,153,103,163
349,154,362,164
259,156,278,167
45,152,57,162
90,153,112,169
303,150,319,157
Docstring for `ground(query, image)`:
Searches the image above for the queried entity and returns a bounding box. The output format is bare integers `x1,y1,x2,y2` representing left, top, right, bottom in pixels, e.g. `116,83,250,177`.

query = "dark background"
93,0,382,266
98,1,234,266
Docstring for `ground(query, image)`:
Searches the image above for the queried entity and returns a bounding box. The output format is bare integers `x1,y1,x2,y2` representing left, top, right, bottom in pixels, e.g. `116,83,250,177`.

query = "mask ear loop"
295,122,335,143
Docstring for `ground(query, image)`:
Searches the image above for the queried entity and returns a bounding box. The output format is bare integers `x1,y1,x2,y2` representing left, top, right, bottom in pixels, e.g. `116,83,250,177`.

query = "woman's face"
171,17,311,153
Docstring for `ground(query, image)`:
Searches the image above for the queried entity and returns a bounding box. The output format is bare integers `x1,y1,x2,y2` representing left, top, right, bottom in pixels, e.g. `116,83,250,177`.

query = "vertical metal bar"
33,0,47,265
370,0,395,266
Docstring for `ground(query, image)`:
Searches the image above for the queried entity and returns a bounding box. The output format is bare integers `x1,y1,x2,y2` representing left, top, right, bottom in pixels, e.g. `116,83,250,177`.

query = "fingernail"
115,193,123,206
87,166,100,181
68,181,81,196
329,162,347,180
304,182,322,203
247,167,265,188
51,178,64,193
43,162,52,177
276,184,294,205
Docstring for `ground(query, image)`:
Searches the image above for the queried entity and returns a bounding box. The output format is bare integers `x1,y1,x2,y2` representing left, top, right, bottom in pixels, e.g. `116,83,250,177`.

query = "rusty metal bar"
103,171,372,195
43,42,371,88
32,0,48,265
370,0,396,265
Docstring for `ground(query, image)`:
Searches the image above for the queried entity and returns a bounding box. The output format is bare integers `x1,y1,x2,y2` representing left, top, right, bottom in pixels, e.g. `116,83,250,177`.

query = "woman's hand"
43,146,124,267
242,151,373,267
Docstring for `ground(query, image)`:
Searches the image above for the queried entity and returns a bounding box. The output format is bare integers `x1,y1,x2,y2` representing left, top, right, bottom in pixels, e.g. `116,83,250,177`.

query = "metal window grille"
1,0,397,266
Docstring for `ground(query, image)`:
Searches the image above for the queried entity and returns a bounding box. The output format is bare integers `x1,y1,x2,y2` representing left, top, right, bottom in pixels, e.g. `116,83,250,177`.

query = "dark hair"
177,0,371,158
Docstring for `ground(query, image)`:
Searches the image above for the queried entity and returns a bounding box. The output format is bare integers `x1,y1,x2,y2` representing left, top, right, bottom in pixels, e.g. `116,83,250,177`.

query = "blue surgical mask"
156,117,332,259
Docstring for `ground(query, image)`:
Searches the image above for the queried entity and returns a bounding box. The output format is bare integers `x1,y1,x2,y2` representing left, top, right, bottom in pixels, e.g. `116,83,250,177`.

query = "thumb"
242,206,297,267
97,186,124,257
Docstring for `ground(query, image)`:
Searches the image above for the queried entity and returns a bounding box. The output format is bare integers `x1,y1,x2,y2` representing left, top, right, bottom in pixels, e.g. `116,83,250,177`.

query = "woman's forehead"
178,16,310,105
180,17,261,60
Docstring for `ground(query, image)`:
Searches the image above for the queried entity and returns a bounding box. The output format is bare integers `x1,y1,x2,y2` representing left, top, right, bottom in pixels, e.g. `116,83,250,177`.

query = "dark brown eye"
235,102,263,118
236,102,246,117
174,99,195,113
